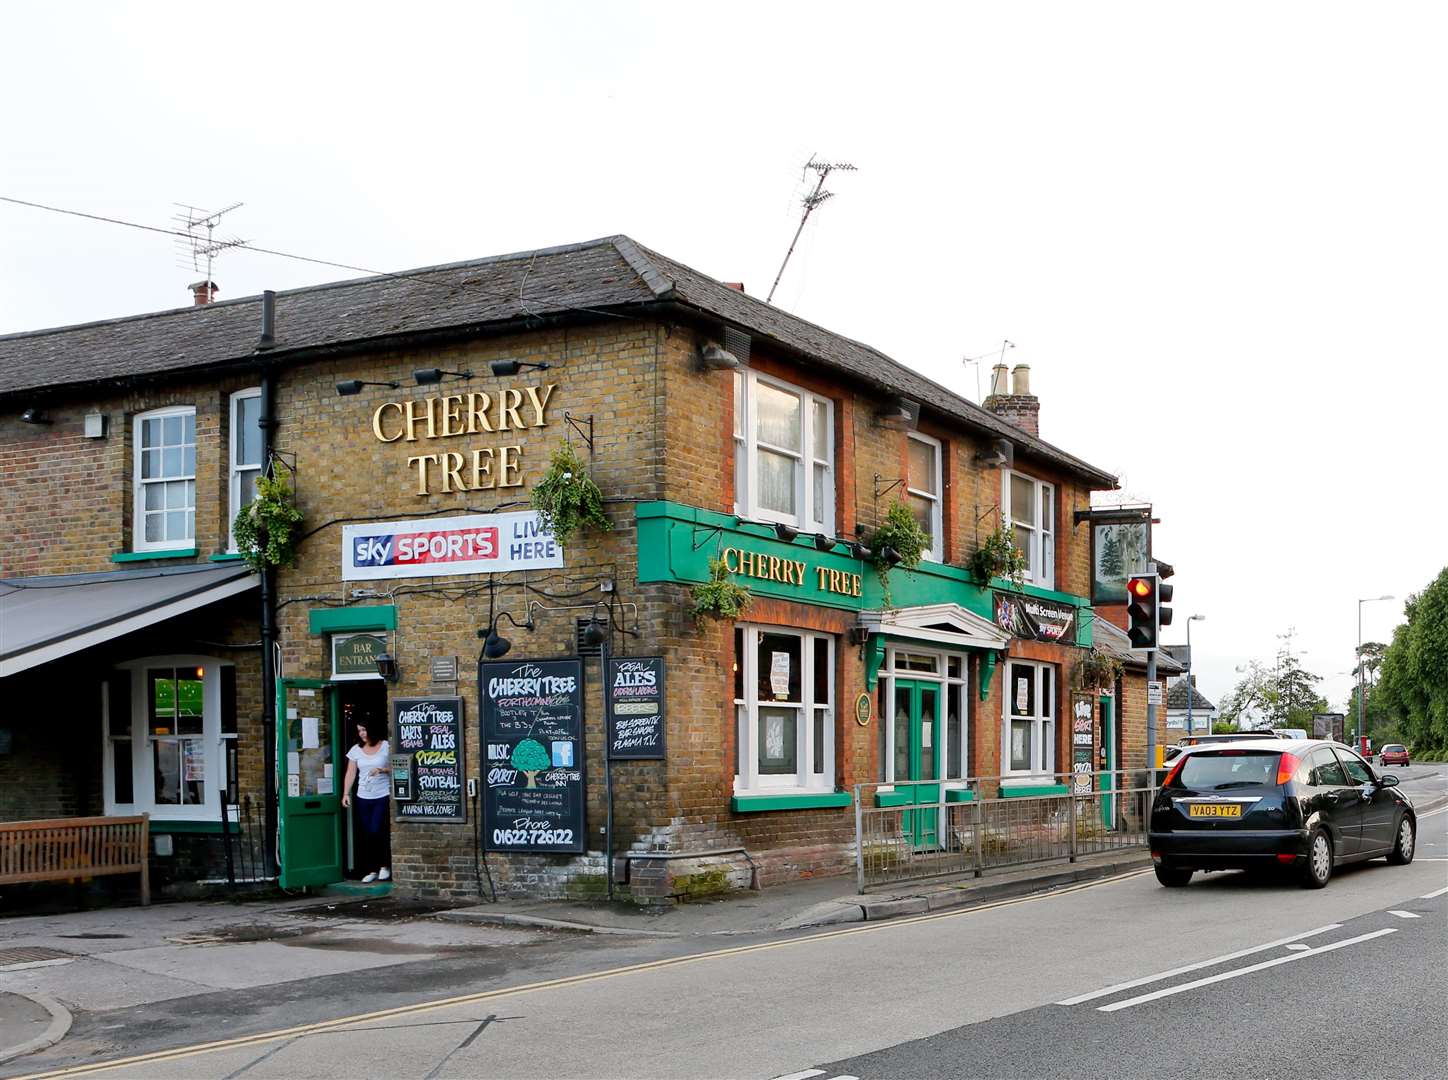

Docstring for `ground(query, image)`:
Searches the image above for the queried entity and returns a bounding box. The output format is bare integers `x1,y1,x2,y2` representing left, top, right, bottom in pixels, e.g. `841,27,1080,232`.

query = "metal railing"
853,770,1155,892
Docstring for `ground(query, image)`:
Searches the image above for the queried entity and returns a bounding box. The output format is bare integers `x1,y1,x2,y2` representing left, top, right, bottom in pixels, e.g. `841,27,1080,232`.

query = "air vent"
575,618,603,657
723,326,752,366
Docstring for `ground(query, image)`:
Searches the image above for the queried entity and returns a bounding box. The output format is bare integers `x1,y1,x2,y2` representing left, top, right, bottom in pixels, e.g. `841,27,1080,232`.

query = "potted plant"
691,557,752,625
969,524,1027,588
232,467,305,571
868,500,930,606
531,441,611,547
1074,650,1123,692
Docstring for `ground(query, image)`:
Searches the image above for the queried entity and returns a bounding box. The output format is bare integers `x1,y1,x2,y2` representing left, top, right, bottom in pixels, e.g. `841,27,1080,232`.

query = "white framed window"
229,389,263,551
733,625,835,793
1003,470,1055,588
877,646,971,785
133,406,196,551
907,433,943,561
732,369,834,532
103,656,236,820
1003,660,1056,777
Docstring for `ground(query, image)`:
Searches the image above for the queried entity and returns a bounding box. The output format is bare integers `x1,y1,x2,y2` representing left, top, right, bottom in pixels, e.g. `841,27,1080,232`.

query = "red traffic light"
1128,577,1153,598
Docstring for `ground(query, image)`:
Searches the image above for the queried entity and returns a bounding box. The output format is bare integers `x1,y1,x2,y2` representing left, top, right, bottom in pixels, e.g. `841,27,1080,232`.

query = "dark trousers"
353,795,391,875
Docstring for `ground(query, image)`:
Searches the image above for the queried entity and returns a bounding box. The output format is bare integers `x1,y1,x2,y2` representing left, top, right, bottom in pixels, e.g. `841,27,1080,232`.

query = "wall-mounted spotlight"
336,379,400,396
813,533,834,552
19,407,52,425
477,611,535,660
878,545,903,568
413,367,473,385
490,360,552,377
698,343,741,371
874,397,921,431
773,523,800,543
847,540,870,561
974,437,1014,469
374,652,398,682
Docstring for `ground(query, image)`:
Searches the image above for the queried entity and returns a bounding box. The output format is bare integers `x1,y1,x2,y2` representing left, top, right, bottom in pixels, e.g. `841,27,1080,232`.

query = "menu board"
605,656,666,760
392,697,465,822
480,659,585,853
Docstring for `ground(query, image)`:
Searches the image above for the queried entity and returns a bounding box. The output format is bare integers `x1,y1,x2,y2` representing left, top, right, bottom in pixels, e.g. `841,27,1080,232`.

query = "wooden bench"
0,814,150,905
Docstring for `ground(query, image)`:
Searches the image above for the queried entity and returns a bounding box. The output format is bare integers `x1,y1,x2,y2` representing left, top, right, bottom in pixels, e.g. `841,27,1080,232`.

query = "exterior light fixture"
774,523,800,543
581,617,607,648
20,407,51,424
879,545,903,568
974,437,1013,468
478,611,535,660
813,533,834,552
413,368,473,385
874,397,921,431
336,379,400,396
847,540,870,561
375,652,398,682
698,343,741,371
489,360,552,377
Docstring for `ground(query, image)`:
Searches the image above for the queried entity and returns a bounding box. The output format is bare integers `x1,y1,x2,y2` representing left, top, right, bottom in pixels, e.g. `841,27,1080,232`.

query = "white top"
346,740,391,800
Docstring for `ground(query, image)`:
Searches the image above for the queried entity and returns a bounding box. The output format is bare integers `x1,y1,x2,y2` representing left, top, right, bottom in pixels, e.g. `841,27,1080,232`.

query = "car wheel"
1387,816,1416,866
1155,864,1192,888
1300,830,1333,889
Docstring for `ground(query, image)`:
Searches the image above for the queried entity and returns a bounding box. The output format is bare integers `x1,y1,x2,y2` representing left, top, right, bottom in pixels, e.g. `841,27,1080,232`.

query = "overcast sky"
4,2,1443,712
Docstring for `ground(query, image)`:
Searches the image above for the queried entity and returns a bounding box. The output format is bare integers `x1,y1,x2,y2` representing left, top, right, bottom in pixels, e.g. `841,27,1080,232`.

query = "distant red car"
1380,743,1411,767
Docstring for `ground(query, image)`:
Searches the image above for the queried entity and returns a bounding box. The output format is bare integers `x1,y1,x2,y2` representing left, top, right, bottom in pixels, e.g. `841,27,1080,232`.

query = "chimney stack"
984,362,1041,437
190,280,219,306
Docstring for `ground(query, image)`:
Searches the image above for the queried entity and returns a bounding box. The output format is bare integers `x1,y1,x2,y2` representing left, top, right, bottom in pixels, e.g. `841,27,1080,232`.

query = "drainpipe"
257,290,279,874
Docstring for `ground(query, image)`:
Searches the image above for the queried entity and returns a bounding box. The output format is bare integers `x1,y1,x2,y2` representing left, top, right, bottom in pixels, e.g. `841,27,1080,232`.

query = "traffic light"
1156,560,1174,635
1126,573,1160,650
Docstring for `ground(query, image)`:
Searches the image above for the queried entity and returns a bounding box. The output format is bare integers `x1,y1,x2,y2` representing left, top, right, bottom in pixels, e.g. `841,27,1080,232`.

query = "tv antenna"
963,340,1014,401
173,202,246,302
766,155,857,304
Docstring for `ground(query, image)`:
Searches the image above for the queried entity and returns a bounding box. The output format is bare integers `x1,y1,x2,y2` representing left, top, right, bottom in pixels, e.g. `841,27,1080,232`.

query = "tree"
1377,567,1448,757
1219,662,1274,730
510,738,552,788
1352,641,1387,685
1218,631,1327,731
1098,530,1123,580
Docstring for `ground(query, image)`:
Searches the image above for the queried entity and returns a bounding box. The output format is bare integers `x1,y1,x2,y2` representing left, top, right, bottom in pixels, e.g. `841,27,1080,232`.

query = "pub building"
0,236,1168,902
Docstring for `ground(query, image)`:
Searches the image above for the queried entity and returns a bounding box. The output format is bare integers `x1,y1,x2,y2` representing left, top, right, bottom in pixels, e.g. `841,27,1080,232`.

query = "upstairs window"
733,370,833,532
229,389,263,551
1003,470,1055,589
907,433,943,561
134,407,196,551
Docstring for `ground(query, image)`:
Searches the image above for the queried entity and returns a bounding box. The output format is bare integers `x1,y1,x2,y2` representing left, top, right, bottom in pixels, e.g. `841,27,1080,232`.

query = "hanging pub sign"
1088,509,1152,605
391,697,465,821
995,593,1078,643
605,656,665,760
480,658,586,853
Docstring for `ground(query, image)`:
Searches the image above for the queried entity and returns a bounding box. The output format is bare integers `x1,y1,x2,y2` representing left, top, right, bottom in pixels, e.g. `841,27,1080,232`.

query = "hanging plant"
1074,650,1123,692
691,557,752,625
232,467,305,571
969,524,1027,588
868,501,930,607
530,441,611,547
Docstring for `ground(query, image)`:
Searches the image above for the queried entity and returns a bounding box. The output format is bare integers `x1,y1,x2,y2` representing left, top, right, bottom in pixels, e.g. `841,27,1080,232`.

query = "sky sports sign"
342,512,563,581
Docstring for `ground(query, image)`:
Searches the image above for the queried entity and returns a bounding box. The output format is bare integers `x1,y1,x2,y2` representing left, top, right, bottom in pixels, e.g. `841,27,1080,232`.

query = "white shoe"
379,868,391,881
361,872,378,883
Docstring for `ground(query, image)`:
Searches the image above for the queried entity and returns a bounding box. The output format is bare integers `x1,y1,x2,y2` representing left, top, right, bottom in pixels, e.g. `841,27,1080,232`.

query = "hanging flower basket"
531,441,611,547
1074,650,1123,692
969,524,1027,588
869,501,930,606
232,466,304,571
691,557,752,625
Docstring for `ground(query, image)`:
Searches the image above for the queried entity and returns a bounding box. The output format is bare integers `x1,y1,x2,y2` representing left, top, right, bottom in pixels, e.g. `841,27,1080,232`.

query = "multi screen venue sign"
342,511,563,581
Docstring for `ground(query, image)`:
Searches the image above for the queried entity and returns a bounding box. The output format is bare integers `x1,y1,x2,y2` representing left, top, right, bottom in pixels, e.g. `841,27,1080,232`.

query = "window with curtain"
733,370,834,532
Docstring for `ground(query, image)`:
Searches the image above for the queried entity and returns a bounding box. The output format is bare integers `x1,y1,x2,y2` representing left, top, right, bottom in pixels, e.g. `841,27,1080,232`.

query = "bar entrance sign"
605,656,665,760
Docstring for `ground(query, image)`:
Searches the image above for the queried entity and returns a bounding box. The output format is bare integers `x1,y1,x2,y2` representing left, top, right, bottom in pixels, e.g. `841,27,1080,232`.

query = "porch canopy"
858,602,1010,652
0,563,257,677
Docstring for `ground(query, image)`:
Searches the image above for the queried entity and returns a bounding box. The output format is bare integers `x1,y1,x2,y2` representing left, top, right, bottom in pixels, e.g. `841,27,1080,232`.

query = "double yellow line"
12,869,1150,1079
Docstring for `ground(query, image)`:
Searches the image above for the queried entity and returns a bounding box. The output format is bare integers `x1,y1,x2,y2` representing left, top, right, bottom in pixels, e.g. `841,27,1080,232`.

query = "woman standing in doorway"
341,717,391,882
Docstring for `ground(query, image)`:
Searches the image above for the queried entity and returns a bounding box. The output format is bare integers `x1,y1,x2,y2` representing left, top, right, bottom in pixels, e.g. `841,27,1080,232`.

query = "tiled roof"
1092,618,1186,673
1167,680,1216,711
0,236,1116,486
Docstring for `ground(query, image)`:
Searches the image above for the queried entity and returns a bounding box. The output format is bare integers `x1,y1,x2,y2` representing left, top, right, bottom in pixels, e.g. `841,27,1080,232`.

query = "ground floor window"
733,625,835,793
103,655,236,820
877,647,971,784
1004,659,1056,776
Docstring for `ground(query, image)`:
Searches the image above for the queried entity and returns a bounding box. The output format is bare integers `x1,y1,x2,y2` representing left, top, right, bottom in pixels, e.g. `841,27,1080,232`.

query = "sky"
3,1,1443,712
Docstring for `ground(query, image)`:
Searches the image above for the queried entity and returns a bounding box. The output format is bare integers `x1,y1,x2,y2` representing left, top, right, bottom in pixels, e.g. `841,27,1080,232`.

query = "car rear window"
1174,752,1280,790
1383,744,1405,753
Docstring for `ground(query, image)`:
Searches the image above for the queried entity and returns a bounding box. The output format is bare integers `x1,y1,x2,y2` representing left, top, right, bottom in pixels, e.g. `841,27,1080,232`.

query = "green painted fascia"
730,791,853,812
111,548,198,563
945,788,976,803
999,783,1070,798
150,820,237,834
208,552,245,562
308,606,398,634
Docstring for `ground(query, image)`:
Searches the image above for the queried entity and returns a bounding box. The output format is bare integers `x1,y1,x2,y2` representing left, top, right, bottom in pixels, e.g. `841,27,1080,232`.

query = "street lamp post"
1186,615,1206,734
1357,594,1395,754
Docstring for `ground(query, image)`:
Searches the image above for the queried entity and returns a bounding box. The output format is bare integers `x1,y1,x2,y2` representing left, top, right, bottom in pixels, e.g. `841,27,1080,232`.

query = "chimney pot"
190,280,219,306
989,363,1010,397
723,282,746,293
1011,364,1031,396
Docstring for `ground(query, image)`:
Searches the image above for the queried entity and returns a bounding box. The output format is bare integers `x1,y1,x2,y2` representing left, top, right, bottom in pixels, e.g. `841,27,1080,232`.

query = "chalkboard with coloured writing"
605,656,666,760
480,658,586,854
391,697,465,822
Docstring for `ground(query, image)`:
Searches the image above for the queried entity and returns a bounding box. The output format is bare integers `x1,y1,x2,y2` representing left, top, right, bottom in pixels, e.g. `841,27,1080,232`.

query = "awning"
858,602,1010,652
0,563,258,677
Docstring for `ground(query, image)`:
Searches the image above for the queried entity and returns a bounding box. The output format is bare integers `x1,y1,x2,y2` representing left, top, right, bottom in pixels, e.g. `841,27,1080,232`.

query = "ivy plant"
691,557,752,625
530,441,611,547
868,500,930,607
969,524,1027,588
232,469,305,571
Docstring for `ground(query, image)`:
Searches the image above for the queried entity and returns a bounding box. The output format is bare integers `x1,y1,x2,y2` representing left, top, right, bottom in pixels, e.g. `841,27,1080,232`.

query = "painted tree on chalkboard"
510,738,551,788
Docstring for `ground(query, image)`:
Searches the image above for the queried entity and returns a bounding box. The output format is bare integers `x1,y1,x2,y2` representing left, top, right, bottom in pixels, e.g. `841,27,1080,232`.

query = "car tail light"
1276,853,1297,863
1275,752,1301,786
1162,756,1187,787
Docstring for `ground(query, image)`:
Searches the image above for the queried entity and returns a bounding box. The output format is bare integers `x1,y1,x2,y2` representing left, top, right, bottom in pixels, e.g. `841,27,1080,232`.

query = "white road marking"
1055,923,1342,1005
1421,886,1448,899
1284,943,1310,951
1388,910,1421,918
1097,928,1398,1012
770,1071,825,1080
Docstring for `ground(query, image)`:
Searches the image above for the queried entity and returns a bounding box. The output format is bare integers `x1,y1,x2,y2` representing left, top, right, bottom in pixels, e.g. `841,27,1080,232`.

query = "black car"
1149,738,1417,888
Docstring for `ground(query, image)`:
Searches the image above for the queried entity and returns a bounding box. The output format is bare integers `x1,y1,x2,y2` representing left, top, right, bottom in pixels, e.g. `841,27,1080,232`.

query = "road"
6,767,1447,1080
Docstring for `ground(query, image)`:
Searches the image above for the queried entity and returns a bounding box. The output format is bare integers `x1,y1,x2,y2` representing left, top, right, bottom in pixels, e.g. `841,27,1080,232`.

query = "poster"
302,716,320,749
183,739,206,782
480,659,586,853
342,511,563,581
1071,695,1095,793
996,594,1078,643
392,697,466,822
605,656,666,760
770,652,791,699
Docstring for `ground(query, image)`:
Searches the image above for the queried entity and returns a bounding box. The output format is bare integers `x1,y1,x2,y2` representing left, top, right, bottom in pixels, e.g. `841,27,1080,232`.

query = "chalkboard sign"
480,658,586,853
605,656,666,760
391,697,465,822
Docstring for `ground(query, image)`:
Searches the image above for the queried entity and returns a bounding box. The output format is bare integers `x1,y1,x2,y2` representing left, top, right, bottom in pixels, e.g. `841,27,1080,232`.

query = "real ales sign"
605,656,665,760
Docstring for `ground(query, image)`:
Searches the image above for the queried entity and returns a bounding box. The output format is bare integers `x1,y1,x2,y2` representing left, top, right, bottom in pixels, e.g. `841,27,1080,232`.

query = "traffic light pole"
1146,649,1158,783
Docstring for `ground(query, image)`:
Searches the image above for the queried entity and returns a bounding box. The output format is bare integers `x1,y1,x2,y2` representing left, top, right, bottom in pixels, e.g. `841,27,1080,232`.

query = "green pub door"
892,679,942,848
277,678,345,888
